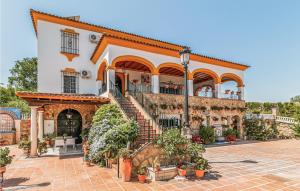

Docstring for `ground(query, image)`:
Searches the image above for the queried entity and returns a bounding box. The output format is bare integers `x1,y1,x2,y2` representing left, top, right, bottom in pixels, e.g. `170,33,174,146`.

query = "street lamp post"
179,46,191,138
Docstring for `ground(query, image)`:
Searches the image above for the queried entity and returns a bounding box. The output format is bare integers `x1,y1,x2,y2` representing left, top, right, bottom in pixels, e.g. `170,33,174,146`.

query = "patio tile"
2,139,300,191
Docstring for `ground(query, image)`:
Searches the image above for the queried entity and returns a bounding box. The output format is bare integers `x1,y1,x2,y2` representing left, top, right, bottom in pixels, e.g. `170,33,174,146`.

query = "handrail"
109,80,153,145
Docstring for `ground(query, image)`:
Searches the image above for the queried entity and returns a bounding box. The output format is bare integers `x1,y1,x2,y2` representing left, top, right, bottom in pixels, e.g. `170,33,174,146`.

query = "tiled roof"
16,91,110,103
30,9,250,70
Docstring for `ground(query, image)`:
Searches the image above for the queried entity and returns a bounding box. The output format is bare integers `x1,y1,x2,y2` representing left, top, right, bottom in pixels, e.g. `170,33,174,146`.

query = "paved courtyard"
2,139,300,191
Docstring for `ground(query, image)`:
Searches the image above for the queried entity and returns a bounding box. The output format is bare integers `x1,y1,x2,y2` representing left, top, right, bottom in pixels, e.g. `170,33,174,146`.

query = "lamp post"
179,46,191,138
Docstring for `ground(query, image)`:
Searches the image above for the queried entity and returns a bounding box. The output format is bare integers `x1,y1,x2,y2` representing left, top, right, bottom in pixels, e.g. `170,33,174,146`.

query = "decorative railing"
98,83,107,95
276,116,296,124
219,93,240,100
128,82,151,95
109,80,154,144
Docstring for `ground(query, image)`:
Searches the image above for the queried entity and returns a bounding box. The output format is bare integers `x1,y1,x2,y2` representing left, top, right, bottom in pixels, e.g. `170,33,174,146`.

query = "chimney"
65,16,80,21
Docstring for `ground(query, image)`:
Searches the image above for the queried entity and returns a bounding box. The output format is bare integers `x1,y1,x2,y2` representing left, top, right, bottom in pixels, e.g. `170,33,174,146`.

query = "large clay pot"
178,168,187,177
138,174,146,183
195,169,205,178
0,166,6,174
121,158,132,182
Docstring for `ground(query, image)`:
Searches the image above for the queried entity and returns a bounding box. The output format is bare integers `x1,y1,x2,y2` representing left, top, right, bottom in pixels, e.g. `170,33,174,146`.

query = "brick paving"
2,139,300,191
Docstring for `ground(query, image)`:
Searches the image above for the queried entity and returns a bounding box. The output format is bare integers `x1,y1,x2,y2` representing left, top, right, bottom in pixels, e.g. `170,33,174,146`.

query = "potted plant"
118,148,132,182
82,140,90,156
194,158,209,178
224,128,239,143
18,139,31,157
137,165,147,183
178,164,187,177
83,155,90,166
0,147,13,174
37,139,47,156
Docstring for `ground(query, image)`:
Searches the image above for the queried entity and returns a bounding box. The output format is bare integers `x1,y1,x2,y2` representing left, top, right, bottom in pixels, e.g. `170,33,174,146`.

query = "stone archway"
57,109,82,143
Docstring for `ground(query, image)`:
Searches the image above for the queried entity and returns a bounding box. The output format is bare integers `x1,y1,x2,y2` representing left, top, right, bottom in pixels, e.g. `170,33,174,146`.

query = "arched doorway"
192,69,220,98
57,109,82,143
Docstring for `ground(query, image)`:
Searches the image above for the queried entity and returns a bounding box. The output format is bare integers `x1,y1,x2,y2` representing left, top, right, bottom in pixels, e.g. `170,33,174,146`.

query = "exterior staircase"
115,96,160,146
109,82,159,147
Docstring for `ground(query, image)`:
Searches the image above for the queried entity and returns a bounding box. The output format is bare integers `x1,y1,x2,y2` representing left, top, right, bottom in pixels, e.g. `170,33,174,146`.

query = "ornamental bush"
155,128,206,165
245,118,278,140
0,147,13,167
199,126,215,144
88,104,138,164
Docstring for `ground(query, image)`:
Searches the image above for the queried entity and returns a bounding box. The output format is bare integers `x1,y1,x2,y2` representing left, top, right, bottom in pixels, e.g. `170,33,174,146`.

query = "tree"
291,95,300,103
8,57,37,91
0,86,30,113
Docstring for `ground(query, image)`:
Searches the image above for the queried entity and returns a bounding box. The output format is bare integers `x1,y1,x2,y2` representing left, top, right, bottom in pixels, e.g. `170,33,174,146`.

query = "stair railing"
109,80,153,145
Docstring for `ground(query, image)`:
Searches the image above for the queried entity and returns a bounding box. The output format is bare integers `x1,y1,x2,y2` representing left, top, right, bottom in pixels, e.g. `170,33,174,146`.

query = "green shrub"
18,139,31,149
155,128,188,161
245,118,278,140
223,128,239,137
199,126,215,144
0,147,13,167
92,104,123,124
194,157,210,170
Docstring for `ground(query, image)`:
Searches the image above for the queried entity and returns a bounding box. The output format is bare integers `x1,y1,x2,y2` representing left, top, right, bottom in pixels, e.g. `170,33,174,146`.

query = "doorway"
115,73,125,95
57,109,82,143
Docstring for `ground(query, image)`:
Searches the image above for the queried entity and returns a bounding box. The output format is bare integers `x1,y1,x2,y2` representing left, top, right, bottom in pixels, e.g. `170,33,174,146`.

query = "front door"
57,109,82,143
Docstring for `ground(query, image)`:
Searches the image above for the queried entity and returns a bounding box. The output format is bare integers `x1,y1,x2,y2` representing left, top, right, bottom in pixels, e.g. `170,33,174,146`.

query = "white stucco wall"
37,20,102,94
104,45,244,82
37,20,245,96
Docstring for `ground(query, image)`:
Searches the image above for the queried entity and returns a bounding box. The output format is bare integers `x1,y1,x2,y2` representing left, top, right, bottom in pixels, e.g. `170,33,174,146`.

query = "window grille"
0,114,14,132
61,30,79,54
61,72,79,93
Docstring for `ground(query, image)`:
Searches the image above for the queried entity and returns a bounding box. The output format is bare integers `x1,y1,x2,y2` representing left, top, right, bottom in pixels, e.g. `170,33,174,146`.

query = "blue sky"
1,0,299,102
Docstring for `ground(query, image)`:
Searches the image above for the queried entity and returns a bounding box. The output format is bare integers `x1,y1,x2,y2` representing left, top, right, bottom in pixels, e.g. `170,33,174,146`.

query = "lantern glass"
180,47,191,64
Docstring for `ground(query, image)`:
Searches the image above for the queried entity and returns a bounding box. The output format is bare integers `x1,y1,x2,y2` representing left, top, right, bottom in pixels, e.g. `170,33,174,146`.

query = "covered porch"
96,55,245,101
16,92,109,156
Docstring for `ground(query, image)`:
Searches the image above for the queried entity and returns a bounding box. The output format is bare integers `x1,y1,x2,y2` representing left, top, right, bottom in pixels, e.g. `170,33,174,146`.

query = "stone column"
151,74,159,94
124,73,128,92
30,106,38,157
238,86,244,100
214,83,221,98
38,110,44,140
188,80,193,96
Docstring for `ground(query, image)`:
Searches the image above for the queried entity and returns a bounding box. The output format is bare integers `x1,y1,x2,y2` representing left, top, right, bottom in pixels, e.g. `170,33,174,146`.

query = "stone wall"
131,143,166,175
0,132,16,145
43,103,99,133
276,122,295,138
143,93,245,131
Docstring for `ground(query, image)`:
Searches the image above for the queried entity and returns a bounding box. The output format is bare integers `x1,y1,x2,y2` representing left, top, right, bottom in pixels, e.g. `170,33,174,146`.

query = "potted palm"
0,147,13,174
118,148,132,182
194,158,209,178
178,164,187,177
137,165,147,183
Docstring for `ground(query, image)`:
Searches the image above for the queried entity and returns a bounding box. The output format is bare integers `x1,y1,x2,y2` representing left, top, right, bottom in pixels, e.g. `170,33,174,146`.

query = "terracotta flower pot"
138,174,146,183
0,166,6,174
195,169,205,178
178,168,187,177
121,158,132,182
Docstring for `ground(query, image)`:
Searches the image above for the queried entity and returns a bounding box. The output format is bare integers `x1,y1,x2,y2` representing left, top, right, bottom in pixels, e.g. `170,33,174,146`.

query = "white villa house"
17,9,249,156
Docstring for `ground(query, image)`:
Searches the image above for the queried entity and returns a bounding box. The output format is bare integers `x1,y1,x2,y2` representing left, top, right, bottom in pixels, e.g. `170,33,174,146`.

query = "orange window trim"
60,52,79,62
